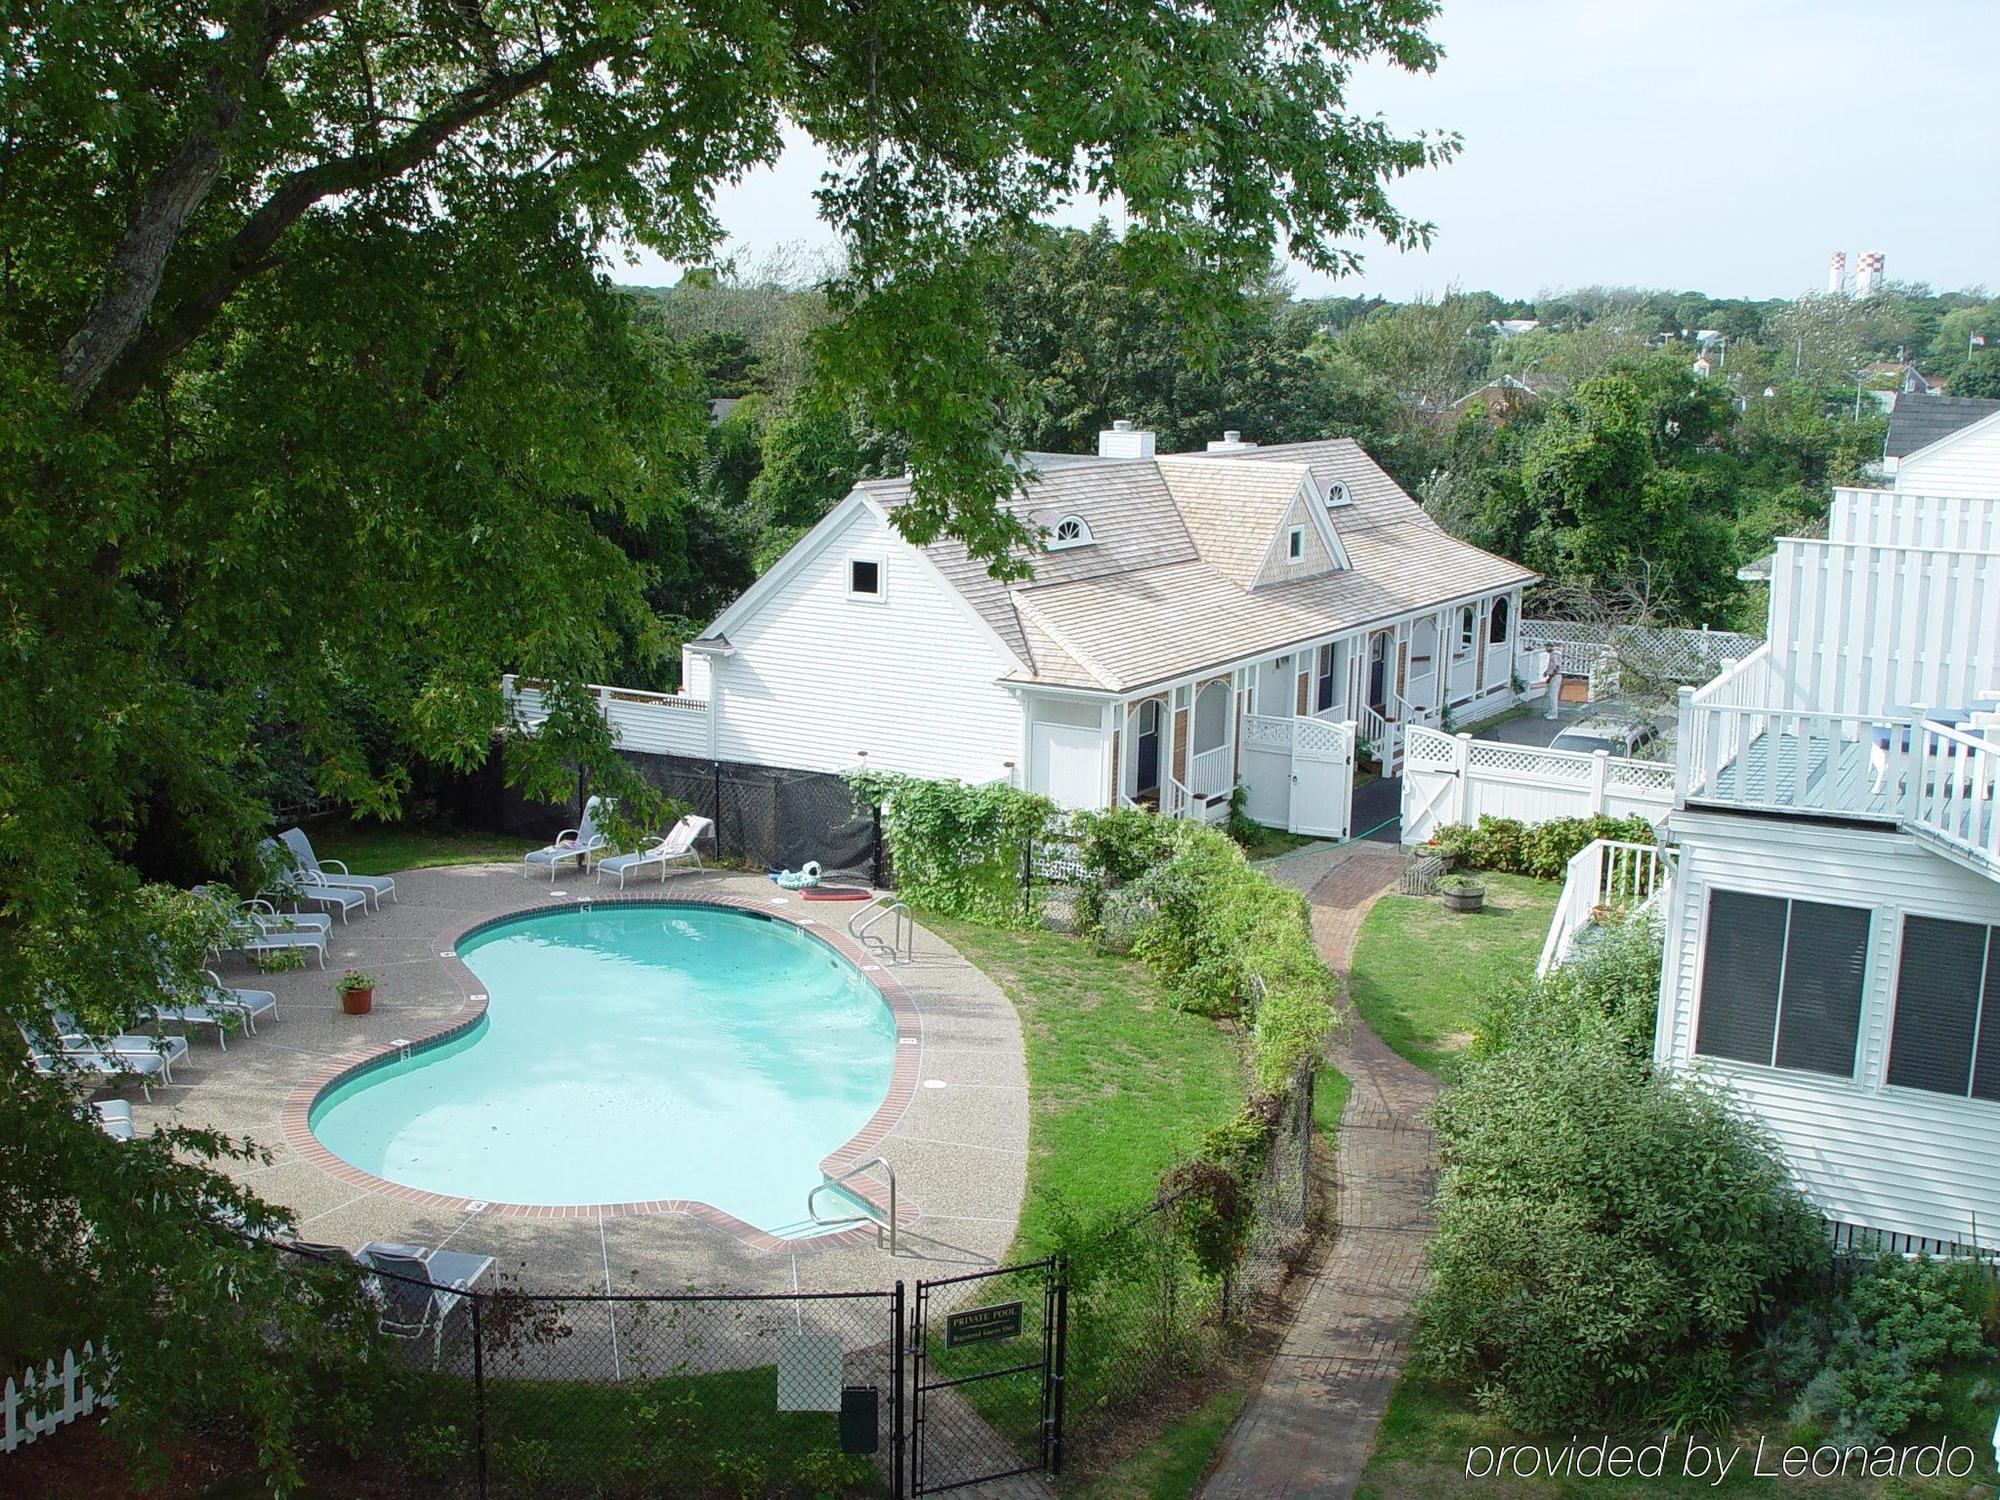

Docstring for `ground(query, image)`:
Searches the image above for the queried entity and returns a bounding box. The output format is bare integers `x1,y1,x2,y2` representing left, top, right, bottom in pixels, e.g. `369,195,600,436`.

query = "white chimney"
1097,419,1156,459
1856,250,1885,297
1827,250,1847,295
1205,430,1258,452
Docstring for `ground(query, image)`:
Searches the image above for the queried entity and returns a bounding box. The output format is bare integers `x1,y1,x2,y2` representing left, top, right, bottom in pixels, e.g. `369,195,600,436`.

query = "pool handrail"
847,897,913,964
807,1156,897,1255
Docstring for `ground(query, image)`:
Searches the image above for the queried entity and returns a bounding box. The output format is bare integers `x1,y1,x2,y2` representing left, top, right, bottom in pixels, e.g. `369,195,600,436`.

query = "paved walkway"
1201,843,1439,1500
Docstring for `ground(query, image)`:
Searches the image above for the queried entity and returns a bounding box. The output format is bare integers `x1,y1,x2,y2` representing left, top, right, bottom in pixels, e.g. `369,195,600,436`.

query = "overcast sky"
607,0,1999,303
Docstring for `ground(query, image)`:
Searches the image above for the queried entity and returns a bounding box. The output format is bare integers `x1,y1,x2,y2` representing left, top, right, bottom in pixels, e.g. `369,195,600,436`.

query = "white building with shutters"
1659,406,2000,1251
588,427,1539,841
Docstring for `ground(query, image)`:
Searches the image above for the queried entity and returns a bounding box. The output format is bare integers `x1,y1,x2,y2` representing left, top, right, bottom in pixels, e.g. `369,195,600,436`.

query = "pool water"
309,905,897,1232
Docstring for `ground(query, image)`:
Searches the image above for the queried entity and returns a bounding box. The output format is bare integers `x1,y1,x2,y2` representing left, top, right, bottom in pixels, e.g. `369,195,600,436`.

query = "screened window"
1887,917,2000,1101
1315,643,1337,714
1695,890,1868,1078
1458,606,1477,650
1191,680,1230,755
848,558,882,597
1488,595,1511,644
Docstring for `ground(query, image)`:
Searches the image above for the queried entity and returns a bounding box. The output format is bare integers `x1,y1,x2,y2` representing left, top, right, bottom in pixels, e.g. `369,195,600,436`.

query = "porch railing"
1187,745,1233,801
1905,721,2000,875
1537,838,1668,978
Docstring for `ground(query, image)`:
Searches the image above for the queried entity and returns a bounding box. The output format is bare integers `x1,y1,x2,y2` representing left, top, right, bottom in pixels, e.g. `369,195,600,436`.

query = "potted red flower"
336,970,376,1016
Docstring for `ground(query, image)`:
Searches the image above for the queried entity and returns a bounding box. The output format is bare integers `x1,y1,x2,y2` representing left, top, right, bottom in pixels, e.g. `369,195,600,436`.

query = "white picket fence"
3,1340,114,1454
1400,725,1675,845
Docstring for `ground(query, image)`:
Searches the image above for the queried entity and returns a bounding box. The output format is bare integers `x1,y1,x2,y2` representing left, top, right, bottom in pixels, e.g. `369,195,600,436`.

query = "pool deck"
126,865,1030,1296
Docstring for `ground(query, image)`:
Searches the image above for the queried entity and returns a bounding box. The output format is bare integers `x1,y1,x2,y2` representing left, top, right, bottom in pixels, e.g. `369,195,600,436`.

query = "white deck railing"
1187,744,1233,800
1537,839,1668,979
503,674,711,758
1905,721,2000,875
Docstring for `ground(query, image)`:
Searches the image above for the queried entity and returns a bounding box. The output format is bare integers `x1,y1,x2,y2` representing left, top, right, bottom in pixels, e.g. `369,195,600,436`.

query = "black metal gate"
909,1259,1066,1494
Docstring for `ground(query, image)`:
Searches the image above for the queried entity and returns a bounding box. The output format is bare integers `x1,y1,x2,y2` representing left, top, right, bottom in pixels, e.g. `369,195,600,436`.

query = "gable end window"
847,558,883,599
1887,917,2000,1101
1695,890,1868,1078
1287,525,1305,562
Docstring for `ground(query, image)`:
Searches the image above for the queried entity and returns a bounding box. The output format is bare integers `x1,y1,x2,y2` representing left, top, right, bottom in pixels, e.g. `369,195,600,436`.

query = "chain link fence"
277,1245,903,1499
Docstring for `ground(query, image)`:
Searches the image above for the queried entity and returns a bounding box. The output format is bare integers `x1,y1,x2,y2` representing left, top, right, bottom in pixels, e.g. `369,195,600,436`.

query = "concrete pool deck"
127,864,1030,1295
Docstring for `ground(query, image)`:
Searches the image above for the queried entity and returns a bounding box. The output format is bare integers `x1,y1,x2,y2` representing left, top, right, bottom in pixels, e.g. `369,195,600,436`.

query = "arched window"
1459,606,1477,650
1489,595,1512,645
1192,680,1230,755
1048,515,1094,551
1326,481,1352,507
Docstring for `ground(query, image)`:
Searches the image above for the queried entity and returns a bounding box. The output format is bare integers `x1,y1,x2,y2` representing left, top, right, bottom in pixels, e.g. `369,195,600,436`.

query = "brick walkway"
1200,843,1438,1500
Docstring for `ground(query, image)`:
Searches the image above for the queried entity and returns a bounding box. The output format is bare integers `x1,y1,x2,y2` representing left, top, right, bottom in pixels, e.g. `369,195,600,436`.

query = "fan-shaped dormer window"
1047,515,1094,551
1326,480,1352,507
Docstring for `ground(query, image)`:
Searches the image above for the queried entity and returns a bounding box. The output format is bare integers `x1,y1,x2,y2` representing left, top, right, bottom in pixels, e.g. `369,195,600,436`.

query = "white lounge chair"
279,828,397,909
595,815,714,888
256,842,368,924
29,1020,189,1100
151,997,235,1049
357,1242,496,1365
203,970,277,1033
522,796,610,880
94,1100,134,1141
204,892,328,969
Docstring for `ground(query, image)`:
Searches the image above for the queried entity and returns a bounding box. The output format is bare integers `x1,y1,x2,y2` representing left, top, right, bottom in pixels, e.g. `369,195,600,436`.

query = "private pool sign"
945,1300,1024,1348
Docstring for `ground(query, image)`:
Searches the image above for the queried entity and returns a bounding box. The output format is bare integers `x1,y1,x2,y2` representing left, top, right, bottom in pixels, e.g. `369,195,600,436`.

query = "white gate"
1290,717,1355,839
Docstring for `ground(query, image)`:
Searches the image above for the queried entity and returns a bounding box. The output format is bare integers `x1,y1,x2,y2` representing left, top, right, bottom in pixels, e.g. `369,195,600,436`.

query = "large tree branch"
82,39,617,417
58,1,343,410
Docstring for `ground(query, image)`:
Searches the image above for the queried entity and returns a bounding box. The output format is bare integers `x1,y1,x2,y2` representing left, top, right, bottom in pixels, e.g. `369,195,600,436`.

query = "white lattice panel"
1467,742,1594,781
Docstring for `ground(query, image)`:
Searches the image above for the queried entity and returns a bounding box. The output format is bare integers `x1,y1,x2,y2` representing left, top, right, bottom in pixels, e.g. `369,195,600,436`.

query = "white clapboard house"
1658,404,2000,1251
638,426,1538,839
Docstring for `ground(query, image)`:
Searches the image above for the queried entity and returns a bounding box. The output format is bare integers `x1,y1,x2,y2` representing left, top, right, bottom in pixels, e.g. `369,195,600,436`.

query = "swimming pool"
308,904,899,1233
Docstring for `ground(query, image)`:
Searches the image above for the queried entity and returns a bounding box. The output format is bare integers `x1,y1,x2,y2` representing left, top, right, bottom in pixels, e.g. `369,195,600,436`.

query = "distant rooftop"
1884,395,2000,458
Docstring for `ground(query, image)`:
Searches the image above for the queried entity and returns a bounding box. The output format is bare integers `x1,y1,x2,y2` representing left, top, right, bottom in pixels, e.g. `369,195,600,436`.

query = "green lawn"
1346,871,1558,1078
1312,1065,1350,1144
1358,1376,1994,1499
916,914,1245,1250
1073,1386,1249,1500
308,820,540,875
1232,823,1321,862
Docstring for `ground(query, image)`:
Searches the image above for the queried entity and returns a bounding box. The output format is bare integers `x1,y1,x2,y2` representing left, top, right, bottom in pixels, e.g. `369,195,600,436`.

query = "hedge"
1423,813,1654,881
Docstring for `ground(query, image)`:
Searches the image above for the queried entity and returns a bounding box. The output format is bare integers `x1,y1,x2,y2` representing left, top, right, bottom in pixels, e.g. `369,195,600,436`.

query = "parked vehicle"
1551,712,1662,760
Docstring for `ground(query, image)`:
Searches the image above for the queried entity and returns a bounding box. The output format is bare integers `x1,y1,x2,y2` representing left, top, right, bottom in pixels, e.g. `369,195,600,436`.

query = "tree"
1954,350,2000,399
4,1,1453,1474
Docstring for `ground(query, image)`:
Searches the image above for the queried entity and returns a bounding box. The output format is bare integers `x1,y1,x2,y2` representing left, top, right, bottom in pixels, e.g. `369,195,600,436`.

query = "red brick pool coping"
278,886,922,1254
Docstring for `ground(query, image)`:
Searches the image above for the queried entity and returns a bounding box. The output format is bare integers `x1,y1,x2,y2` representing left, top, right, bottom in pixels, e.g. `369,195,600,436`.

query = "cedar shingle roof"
874,438,1537,693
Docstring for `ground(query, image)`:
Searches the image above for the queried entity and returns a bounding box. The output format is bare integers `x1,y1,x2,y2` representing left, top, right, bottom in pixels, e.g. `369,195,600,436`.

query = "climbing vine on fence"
844,770,1053,924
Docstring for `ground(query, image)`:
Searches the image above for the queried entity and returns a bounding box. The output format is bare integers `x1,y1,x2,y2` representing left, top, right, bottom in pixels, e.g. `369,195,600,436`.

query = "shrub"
1475,909,1662,1068
1416,1029,1826,1432
1071,805,1179,935
1780,1256,1991,1446
1427,814,1654,880
846,770,1052,925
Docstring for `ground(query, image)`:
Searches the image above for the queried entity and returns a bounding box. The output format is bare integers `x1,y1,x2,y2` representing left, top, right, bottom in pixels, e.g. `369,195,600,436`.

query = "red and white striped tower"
1856,251,1885,296
1827,251,1847,295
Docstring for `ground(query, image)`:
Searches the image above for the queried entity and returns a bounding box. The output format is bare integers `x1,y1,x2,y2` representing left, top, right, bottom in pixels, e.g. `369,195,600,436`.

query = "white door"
1033,722,1107,810
1288,717,1354,838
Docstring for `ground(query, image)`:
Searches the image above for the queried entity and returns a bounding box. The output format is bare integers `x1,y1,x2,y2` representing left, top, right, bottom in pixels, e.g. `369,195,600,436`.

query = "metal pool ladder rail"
848,896,914,964
807,1156,898,1254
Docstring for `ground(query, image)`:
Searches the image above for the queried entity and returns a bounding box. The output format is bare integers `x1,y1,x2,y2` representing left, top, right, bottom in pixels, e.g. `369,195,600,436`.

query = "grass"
915,914,1244,1250
1312,1065,1350,1144
1073,1385,1250,1500
309,819,539,875
1356,1375,1995,1499
1345,871,1558,1078
1230,822,1321,862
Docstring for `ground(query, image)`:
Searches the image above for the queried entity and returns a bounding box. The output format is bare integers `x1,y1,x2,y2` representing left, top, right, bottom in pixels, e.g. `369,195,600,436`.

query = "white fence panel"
1401,726,1674,845
2,1340,113,1454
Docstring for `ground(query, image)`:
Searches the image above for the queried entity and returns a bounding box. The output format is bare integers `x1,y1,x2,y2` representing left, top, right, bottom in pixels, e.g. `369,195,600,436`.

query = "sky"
608,0,2000,303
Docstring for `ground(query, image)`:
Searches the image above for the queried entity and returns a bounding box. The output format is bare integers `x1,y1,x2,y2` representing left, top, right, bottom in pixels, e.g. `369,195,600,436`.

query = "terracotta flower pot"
341,988,374,1016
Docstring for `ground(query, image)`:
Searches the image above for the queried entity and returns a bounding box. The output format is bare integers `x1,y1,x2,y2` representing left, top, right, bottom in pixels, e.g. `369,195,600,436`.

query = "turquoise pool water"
309,905,896,1232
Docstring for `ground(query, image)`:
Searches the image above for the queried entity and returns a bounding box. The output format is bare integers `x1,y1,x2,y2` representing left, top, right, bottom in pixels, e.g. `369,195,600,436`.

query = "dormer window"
1287,526,1305,562
1047,515,1094,551
1326,481,1351,508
